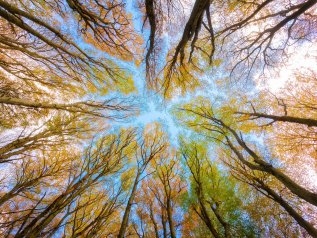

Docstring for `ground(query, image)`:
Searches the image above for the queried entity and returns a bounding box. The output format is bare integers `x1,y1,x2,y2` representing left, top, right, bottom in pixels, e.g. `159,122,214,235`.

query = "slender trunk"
144,0,156,75
268,167,317,207
185,109,317,207
259,181,317,237
236,112,317,127
161,207,168,238
0,147,36,162
227,130,317,207
0,96,101,117
0,0,87,57
0,131,48,159
0,189,16,207
170,0,211,65
0,179,39,206
149,205,159,238
74,206,111,237
195,186,221,238
0,1,90,64
117,171,140,238
166,197,176,238
198,200,221,238
44,209,70,237
15,173,91,238
208,202,230,238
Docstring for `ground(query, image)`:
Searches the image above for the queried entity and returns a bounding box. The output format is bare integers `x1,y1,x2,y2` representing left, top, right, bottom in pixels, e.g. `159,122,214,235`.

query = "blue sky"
104,0,183,143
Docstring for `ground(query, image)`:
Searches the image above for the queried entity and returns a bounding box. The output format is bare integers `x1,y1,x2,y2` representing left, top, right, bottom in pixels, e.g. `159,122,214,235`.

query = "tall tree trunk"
0,130,49,160
208,202,230,238
144,0,156,77
195,187,221,238
117,171,140,238
236,112,317,127
258,180,317,237
198,200,221,238
226,130,317,207
0,179,40,206
149,205,159,238
170,0,211,65
0,188,17,207
15,173,92,238
166,197,176,238
161,207,168,238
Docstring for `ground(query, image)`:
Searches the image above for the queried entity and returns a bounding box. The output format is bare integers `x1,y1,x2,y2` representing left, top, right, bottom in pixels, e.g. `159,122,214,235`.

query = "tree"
0,0,138,159
0,0,139,81
0,96,135,119
1,129,135,237
0,150,71,207
181,140,257,238
234,70,317,173
223,152,317,237
141,0,183,80
117,123,168,238
131,149,186,238
177,100,317,236
154,154,186,238
0,113,95,163
142,0,317,96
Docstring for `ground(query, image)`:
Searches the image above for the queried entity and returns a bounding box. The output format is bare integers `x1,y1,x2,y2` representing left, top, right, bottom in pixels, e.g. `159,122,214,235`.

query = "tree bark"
226,128,317,207
145,0,156,76
15,171,96,237
117,171,140,238
237,112,317,127
170,0,211,66
208,202,230,238
166,197,176,238
258,180,317,237
149,205,160,238
196,186,221,238
161,207,168,238
0,96,126,118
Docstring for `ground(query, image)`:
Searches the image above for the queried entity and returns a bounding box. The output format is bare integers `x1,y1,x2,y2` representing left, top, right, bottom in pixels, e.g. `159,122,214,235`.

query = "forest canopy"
0,0,317,237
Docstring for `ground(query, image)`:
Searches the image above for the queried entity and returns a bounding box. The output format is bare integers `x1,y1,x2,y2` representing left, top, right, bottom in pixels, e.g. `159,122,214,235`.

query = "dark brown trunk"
149,205,159,238
227,129,317,207
196,186,221,238
198,200,221,238
145,0,156,76
117,171,140,238
166,197,176,238
0,130,48,160
209,202,230,238
0,179,40,206
0,189,16,207
161,207,168,238
170,0,211,66
237,112,317,127
259,181,317,237
15,173,92,238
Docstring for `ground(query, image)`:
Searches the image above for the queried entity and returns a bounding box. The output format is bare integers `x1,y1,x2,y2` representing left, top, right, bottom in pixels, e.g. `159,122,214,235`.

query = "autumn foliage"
0,0,317,237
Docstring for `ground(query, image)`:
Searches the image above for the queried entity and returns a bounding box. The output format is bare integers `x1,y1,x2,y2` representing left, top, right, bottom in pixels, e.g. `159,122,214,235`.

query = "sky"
104,0,184,143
